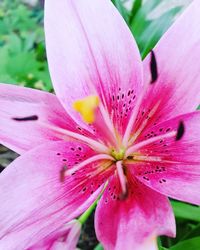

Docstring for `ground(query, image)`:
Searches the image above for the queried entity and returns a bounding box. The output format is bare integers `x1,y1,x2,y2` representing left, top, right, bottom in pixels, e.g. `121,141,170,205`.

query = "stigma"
73,95,99,124
111,148,125,161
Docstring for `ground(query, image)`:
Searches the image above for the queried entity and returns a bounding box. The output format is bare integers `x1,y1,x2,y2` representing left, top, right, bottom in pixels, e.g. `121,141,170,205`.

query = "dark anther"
12,115,38,121
127,155,133,160
150,50,158,84
60,165,67,182
176,121,185,141
119,188,128,200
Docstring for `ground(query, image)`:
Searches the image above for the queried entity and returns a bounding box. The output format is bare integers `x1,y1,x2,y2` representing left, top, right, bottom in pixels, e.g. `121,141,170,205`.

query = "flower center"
111,148,125,161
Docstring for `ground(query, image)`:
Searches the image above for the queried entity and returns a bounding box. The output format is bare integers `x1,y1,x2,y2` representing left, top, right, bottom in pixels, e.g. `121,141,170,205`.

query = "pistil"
116,161,127,197
111,148,125,161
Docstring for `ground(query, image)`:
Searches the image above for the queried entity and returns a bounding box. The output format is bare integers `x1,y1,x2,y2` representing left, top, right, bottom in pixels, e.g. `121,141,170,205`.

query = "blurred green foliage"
113,0,191,59
0,0,52,91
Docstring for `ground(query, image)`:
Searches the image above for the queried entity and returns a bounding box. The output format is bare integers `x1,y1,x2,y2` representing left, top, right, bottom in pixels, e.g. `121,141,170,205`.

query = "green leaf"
129,0,142,24
171,200,200,222
0,0,51,90
169,237,200,250
180,223,200,241
94,243,104,250
6,33,22,54
142,7,181,58
157,237,168,250
129,0,191,58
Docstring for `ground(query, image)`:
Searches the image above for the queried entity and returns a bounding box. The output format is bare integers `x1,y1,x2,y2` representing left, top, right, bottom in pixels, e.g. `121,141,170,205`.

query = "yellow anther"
73,95,99,124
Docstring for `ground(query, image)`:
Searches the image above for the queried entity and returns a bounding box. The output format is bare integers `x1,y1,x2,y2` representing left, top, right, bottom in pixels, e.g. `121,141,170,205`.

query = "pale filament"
99,102,119,148
38,121,109,153
99,103,115,135
122,83,150,147
88,162,114,178
126,131,176,157
66,154,114,176
128,101,161,146
125,155,182,164
116,161,127,196
122,91,144,147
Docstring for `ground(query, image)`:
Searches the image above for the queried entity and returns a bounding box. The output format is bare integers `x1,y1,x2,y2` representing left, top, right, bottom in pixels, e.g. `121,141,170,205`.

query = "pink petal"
0,84,84,154
30,220,81,250
45,0,143,135
142,0,200,127
0,141,112,249
95,175,175,250
135,111,200,205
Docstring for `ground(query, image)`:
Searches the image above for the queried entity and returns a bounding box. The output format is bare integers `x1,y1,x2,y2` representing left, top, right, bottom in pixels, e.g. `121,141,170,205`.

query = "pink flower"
0,0,200,249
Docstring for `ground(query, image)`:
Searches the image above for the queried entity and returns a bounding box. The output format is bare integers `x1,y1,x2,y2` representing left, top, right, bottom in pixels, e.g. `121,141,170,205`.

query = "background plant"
0,0,51,91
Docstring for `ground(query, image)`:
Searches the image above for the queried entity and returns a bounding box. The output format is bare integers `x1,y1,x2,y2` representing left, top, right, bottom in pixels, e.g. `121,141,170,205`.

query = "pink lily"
0,0,200,249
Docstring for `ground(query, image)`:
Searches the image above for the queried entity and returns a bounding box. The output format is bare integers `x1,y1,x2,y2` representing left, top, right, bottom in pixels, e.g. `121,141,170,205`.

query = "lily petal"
0,141,112,249
30,220,81,250
0,84,84,154
95,175,175,250
142,0,200,124
135,111,200,205
45,0,143,135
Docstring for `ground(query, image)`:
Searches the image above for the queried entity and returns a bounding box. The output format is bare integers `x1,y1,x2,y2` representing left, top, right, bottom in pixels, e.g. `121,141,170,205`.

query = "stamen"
116,161,127,198
38,122,109,153
73,95,118,147
99,103,118,145
125,155,181,164
128,155,162,162
128,101,160,145
126,131,176,156
66,154,114,175
73,95,99,124
123,51,159,147
12,115,38,121
150,50,158,84
122,92,145,147
176,121,185,141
